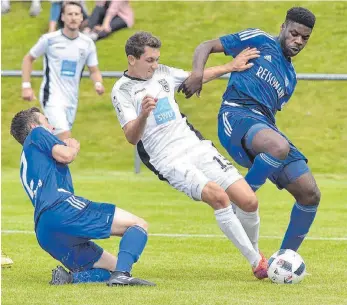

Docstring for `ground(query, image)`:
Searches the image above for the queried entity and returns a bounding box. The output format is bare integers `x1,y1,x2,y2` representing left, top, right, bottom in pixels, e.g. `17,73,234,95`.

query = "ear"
128,55,136,66
281,23,285,31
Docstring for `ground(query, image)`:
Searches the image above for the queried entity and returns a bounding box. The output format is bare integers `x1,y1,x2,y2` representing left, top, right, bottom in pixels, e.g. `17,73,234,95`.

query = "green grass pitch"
1,1,347,305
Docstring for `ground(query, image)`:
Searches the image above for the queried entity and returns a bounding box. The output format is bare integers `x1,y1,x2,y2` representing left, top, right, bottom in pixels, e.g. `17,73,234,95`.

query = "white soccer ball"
268,249,306,284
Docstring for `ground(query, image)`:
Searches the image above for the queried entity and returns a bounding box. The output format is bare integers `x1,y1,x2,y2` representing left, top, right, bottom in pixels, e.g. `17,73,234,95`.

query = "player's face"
36,113,55,133
61,4,83,31
279,22,312,57
134,47,160,80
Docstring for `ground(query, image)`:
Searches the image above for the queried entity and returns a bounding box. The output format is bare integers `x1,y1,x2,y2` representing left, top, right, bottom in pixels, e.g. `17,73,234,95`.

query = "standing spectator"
21,1,104,140
1,0,41,16
83,0,134,41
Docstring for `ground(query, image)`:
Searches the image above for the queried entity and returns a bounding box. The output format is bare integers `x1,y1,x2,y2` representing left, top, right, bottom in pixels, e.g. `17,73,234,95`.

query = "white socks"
215,205,261,267
235,206,260,253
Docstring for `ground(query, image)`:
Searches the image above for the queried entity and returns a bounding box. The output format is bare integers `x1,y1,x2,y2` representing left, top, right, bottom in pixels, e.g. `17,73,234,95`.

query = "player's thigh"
111,208,148,237
159,160,209,201
246,125,290,158
93,250,117,272
196,142,243,191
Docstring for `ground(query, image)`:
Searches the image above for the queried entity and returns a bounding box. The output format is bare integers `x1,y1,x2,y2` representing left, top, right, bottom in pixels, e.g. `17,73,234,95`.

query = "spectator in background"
49,0,88,32
1,0,41,16
83,0,134,41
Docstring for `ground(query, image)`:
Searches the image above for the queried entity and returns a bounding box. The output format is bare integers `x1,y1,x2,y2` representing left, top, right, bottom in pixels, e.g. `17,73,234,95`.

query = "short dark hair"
285,7,316,29
61,1,83,14
125,32,161,59
10,107,41,145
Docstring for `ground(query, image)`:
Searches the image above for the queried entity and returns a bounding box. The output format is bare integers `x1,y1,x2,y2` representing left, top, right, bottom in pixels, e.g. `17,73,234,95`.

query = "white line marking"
1,230,346,241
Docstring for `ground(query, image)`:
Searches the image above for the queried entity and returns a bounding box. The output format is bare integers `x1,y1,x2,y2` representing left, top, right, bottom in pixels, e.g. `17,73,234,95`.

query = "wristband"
22,82,31,89
95,82,102,89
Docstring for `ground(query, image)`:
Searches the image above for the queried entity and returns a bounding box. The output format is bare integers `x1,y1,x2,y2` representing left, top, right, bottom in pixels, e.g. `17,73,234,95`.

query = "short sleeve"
29,35,48,59
30,127,64,158
168,67,190,91
111,85,137,128
86,41,98,67
220,28,272,57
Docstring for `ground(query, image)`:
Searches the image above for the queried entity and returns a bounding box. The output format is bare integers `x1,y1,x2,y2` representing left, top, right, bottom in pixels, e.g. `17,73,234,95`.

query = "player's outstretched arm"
178,38,224,98
52,138,80,164
201,47,260,84
21,54,37,101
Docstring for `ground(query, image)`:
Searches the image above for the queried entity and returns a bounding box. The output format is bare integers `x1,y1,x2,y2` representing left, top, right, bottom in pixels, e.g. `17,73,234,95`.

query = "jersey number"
20,152,34,199
213,155,232,170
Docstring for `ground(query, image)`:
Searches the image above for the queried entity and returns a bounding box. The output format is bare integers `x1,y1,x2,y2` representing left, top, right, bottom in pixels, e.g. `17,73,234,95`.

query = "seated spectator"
83,0,134,41
1,0,41,16
49,0,88,32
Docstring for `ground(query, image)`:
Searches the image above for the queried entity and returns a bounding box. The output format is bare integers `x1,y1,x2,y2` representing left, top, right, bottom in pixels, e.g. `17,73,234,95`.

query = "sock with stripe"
72,268,111,283
245,152,284,192
116,225,148,273
280,202,318,251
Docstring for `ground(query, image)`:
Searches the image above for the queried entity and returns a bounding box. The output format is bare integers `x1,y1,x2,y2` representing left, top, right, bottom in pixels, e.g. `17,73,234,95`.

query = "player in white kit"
21,1,104,140
111,32,268,279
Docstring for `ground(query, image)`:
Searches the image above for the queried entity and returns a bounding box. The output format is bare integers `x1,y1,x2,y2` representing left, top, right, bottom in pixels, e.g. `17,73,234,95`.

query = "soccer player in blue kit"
10,107,155,286
179,7,320,252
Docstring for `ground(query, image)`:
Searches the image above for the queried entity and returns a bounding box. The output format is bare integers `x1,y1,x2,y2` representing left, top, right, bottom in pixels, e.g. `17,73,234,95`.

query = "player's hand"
22,88,36,101
177,72,203,99
95,82,105,95
140,95,157,118
228,47,260,72
64,138,80,151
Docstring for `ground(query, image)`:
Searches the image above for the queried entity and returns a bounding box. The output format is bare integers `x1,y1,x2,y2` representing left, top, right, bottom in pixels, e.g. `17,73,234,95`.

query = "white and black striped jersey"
111,65,207,169
30,30,98,107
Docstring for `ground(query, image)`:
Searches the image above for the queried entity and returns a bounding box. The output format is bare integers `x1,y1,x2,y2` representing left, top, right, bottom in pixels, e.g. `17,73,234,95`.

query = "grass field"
1,1,347,305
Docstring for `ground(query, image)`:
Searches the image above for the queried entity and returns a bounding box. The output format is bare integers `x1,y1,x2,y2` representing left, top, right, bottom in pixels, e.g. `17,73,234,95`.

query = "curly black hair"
285,7,316,29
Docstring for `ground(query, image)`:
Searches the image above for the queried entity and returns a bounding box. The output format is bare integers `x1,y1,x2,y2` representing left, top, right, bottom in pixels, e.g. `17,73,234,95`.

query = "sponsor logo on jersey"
256,66,285,99
158,79,170,93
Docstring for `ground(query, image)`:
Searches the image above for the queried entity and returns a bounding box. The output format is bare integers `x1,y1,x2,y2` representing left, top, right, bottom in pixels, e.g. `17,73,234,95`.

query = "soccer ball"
268,249,306,284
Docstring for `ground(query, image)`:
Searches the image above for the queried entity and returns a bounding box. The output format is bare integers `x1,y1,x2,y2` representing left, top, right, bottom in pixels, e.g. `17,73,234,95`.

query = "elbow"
126,137,139,146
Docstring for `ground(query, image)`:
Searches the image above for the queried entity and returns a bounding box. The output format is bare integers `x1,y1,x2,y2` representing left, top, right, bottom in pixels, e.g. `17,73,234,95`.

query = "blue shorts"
218,107,308,189
36,195,115,272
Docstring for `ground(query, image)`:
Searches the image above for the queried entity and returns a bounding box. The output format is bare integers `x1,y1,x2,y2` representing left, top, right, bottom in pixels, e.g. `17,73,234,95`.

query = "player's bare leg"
202,182,267,279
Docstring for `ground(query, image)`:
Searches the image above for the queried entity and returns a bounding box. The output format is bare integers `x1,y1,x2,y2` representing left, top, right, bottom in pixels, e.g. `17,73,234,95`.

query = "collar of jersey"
61,29,79,41
123,70,147,81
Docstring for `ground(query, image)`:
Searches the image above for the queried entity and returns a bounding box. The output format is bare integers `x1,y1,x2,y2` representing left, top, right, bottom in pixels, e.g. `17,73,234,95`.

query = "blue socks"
281,202,318,251
116,225,148,273
245,152,283,191
72,268,111,284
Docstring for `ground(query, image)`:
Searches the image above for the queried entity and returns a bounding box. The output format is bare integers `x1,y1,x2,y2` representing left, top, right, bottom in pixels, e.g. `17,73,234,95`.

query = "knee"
298,186,321,206
135,218,149,232
240,193,258,212
268,139,290,160
203,183,230,210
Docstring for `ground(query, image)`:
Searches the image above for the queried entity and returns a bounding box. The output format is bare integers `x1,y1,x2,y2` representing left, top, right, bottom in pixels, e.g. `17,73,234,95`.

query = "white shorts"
157,141,243,200
41,102,77,135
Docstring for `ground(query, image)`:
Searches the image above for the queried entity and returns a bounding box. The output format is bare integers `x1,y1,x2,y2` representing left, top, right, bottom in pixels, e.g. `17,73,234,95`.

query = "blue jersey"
219,28,297,123
20,127,74,224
